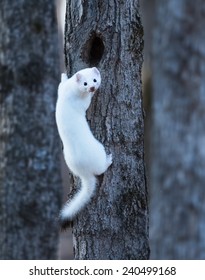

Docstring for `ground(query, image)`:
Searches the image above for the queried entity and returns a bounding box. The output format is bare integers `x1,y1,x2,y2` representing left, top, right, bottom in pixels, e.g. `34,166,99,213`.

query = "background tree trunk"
0,0,62,259
64,0,149,259
150,0,205,259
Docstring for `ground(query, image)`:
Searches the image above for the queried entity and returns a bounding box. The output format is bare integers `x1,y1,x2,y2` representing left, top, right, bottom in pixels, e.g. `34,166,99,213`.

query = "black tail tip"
59,216,73,231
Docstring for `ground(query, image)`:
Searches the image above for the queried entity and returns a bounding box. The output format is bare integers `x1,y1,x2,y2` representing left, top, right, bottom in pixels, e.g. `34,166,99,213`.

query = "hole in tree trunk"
81,32,104,66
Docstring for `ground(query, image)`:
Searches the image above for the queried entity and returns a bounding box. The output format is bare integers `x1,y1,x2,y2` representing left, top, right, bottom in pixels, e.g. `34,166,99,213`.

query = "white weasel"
55,67,112,227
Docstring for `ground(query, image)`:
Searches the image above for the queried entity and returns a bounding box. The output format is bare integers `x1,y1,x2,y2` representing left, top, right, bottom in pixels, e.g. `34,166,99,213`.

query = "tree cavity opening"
82,33,105,66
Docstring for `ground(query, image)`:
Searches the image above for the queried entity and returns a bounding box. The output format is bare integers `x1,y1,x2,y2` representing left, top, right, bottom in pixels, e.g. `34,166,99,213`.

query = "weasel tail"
59,176,96,229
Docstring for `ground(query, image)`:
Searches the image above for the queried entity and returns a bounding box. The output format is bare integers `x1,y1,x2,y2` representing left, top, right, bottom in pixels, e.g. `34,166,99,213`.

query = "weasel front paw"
61,73,68,82
106,153,113,168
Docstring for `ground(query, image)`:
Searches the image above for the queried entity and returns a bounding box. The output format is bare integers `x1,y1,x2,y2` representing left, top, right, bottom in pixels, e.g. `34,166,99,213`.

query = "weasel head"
75,67,101,95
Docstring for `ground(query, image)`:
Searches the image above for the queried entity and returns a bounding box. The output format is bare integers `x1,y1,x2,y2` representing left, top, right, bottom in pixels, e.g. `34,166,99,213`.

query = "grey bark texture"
64,0,149,259
150,0,205,259
0,1,62,259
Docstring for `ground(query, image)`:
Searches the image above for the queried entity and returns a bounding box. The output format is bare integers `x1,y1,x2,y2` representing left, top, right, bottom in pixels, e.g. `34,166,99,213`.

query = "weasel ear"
92,67,100,76
76,73,82,83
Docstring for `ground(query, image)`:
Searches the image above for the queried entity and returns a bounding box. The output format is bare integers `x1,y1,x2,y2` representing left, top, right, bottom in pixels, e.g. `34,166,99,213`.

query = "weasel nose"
89,86,95,92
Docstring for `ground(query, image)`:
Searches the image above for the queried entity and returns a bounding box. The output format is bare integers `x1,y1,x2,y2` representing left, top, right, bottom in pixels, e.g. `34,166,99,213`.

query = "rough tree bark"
150,0,205,259
64,0,149,259
0,1,62,259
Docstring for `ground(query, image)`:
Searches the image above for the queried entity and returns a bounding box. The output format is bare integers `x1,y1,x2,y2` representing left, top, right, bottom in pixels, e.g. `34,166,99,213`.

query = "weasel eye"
84,82,87,86
93,79,97,83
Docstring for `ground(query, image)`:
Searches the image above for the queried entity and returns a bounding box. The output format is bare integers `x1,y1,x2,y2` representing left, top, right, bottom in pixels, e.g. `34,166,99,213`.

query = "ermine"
55,67,112,229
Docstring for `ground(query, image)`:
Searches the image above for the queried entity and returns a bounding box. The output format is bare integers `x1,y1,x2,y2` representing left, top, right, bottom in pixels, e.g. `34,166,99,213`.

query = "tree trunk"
64,0,149,259
0,1,62,259
150,0,205,259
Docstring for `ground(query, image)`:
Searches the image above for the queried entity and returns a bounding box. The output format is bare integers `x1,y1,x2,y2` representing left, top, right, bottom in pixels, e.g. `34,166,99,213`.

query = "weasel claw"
106,153,113,167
